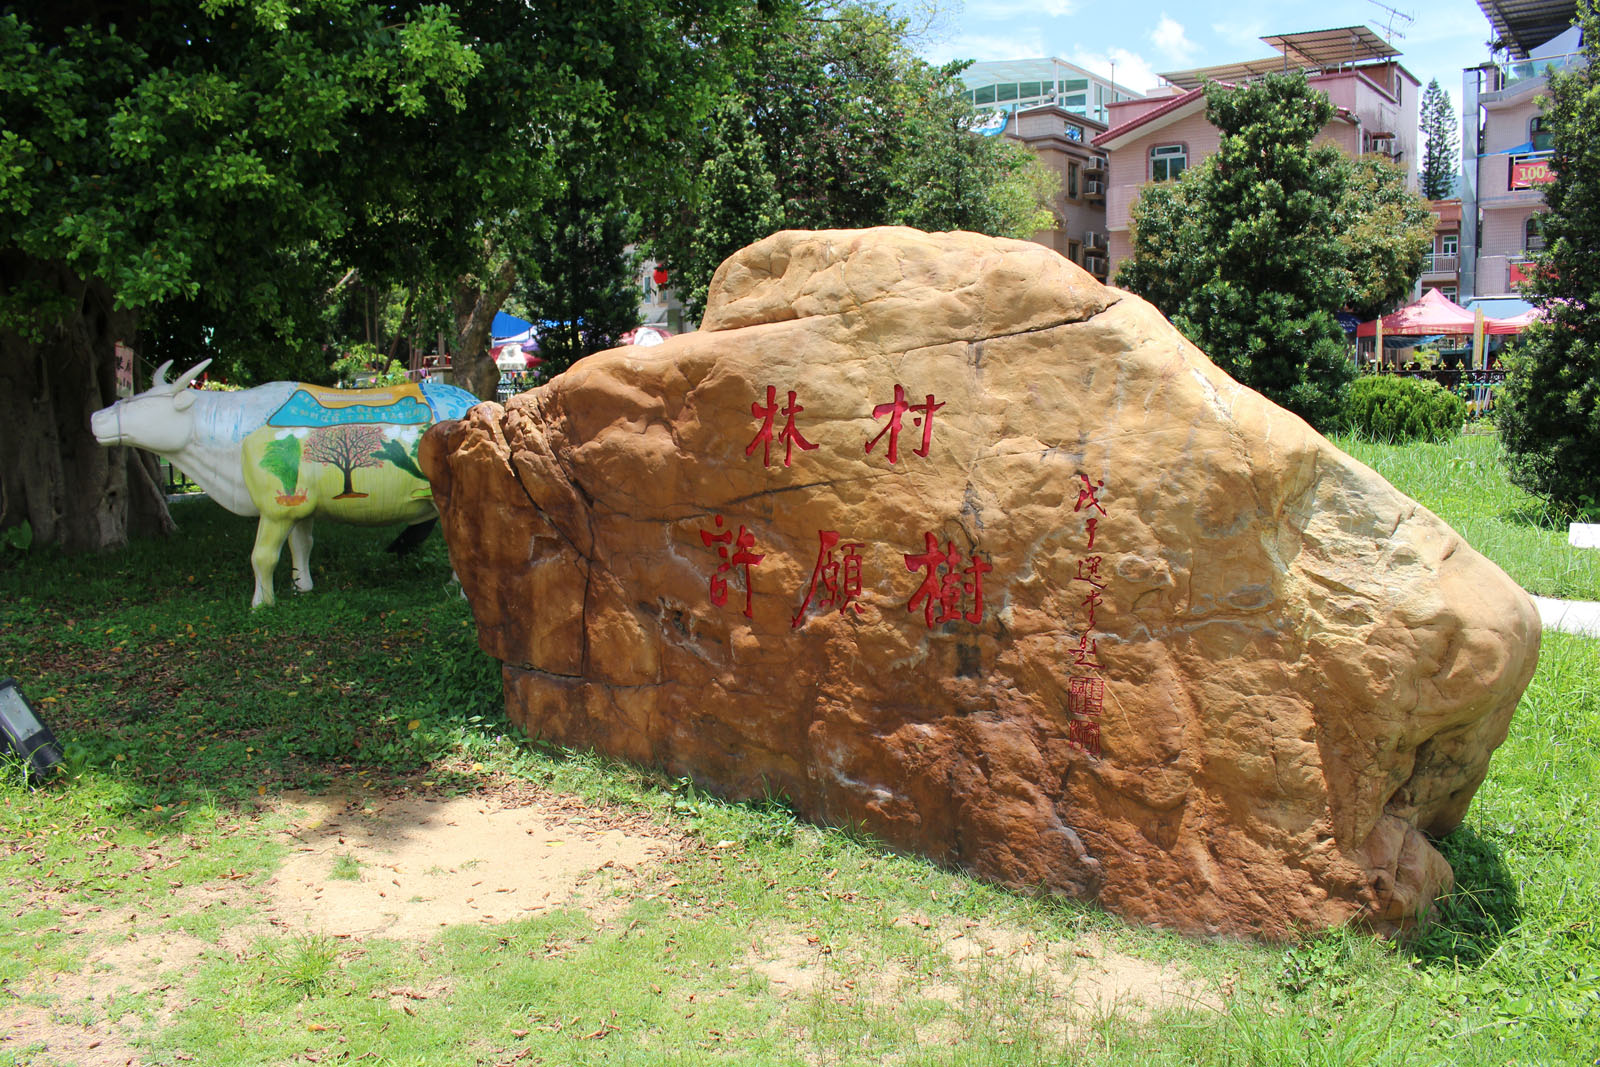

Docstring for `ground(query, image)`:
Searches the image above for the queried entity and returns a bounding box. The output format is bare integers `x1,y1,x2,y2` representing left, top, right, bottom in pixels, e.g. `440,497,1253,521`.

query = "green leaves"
647,2,1056,320
1342,374,1467,444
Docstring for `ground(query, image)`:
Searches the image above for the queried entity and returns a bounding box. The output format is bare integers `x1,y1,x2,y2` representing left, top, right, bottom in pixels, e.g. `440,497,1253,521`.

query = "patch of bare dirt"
744,915,1221,1031
0,784,683,1066
1,925,210,1067
260,790,682,939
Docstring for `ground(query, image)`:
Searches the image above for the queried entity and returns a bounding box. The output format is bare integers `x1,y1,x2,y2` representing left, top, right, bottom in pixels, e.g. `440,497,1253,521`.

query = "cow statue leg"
250,516,294,608
288,517,316,593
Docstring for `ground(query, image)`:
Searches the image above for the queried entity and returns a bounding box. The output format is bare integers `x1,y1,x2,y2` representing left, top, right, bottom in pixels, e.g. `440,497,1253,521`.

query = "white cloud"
926,30,1049,64
1069,47,1162,93
1150,15,1197,64
1210,19,1264,49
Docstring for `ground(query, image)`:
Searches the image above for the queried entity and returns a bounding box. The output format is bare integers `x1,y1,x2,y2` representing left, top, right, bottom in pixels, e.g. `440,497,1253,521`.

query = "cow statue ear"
174,389,198,411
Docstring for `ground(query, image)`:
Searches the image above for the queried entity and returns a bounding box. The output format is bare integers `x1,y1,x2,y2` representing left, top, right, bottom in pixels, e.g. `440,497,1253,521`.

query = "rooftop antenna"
1367,0,1414,42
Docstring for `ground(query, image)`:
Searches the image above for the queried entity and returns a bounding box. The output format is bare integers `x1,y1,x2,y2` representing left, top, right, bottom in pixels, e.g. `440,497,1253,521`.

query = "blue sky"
917,0,1497,124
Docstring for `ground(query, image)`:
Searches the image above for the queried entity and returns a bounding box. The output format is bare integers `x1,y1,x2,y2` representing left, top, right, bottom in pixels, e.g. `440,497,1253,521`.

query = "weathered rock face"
420,227,1541,938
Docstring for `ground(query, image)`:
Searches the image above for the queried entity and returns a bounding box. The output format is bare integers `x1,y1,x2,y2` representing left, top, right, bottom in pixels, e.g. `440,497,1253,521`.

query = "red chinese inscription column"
1069,473,1109,757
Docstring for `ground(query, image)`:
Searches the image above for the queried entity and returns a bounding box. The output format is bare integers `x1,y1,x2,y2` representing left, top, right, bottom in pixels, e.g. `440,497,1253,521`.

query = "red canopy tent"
1355,288,1479,337
1485,307,1543,333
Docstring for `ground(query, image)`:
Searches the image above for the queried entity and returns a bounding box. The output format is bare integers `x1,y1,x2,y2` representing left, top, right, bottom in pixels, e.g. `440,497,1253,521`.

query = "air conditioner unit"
1084,230,1108,250
1084,178,1106,196
1083,253,1108,275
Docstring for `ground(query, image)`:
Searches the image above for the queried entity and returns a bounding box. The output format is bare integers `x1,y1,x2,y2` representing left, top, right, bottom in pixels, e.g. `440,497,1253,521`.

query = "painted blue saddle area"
265,383,480,428
419,382,480,421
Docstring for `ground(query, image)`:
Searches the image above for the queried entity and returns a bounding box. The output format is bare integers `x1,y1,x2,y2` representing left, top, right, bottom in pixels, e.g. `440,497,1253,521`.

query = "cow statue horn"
150,360,175,390
171,359,213,392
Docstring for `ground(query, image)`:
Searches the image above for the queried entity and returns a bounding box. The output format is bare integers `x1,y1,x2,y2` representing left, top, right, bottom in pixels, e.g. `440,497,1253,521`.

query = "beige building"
994,106,1111,281
1092,27,1420,277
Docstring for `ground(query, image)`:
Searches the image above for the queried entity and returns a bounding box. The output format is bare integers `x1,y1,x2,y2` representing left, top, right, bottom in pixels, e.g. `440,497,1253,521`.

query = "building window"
1442,286,1458,302
1150,144,1187,182
996,83,1018,103
1065,123,1083,142
1531,115,1552,152
1525,215,1546,252
1068,240,1081,264
1439,234,1458,257
974,85,995,105
1067,162,1079,199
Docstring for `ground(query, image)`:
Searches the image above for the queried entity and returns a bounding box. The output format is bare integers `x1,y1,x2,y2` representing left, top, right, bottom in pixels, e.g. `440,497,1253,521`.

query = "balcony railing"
1422,253,1459,275
1500,52,1586,89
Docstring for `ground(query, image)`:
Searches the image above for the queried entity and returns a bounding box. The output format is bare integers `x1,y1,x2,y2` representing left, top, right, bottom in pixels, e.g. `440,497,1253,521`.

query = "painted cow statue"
91,359,479,607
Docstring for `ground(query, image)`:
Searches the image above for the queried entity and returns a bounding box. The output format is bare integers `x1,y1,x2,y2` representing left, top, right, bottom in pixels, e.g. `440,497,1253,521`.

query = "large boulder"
420,228,1541,938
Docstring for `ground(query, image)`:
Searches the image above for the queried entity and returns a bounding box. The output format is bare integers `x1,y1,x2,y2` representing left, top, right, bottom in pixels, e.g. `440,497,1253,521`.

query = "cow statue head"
90,359,213,454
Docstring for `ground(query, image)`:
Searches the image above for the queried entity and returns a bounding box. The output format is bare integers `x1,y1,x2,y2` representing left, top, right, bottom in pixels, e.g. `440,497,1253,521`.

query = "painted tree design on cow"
260,436,303,498
305,424,384,498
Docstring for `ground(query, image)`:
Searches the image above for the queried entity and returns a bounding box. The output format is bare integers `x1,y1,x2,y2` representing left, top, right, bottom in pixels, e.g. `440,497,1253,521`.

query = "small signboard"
1510,157,1555,188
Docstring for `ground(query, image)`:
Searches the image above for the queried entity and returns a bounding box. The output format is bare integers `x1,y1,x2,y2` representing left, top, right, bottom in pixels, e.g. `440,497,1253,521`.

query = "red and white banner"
1511,158,1555,188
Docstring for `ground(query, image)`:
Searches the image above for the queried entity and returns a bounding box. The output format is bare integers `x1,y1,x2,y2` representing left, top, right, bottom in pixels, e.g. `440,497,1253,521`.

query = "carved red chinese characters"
793,530,867,628
747,385,818,468
700,515,764,618
1069,476,1110,756
903,533,989,627
866,384,943,463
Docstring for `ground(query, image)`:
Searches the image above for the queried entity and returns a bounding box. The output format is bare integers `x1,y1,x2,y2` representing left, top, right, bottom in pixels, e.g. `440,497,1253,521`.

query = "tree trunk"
449,259,517,401
0,253,174,551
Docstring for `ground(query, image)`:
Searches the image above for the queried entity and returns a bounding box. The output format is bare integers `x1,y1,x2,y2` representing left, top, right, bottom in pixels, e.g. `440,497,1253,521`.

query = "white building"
959,58,1141,126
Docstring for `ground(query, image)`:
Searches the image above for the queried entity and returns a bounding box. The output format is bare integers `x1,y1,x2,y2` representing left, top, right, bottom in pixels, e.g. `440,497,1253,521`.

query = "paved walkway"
1532,595,1600,639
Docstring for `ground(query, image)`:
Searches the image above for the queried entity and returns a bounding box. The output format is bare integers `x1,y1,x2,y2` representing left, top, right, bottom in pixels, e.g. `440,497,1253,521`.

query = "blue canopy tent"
492,311,536,346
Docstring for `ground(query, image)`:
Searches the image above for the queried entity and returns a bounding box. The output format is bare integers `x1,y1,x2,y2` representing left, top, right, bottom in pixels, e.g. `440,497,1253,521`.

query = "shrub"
1342,374,1466,443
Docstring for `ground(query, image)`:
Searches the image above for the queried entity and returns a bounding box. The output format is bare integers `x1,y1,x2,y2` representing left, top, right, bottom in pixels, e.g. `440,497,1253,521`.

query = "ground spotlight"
0,678,64,782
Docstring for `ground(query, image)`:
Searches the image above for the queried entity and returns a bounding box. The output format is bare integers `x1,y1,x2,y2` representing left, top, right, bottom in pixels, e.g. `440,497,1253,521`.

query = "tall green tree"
0,0,751,551
1420,78,1459,200
1117,73,1430,429
1498,0,1600,513
648,2,1054,319
516,170,644,378
1116,73,1351,428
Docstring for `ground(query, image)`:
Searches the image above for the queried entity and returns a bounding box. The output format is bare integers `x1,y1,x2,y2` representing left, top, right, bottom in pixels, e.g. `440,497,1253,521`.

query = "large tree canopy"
0,0,750,550
1497,0,1600,513
647,2,1055,319
1115,72,1431,429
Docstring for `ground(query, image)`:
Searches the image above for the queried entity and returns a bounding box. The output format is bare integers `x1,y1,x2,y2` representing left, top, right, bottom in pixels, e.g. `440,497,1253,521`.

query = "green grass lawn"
1,436,1598,1066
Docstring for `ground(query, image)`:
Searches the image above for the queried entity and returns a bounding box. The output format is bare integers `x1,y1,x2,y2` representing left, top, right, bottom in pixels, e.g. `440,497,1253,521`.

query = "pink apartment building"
1092,27,1420,278
1460,0,1580,300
